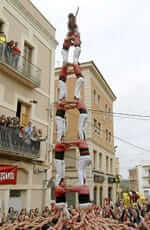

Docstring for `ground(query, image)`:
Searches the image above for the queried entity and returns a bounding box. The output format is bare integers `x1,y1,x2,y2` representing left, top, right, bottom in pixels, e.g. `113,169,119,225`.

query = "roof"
29,0,56,31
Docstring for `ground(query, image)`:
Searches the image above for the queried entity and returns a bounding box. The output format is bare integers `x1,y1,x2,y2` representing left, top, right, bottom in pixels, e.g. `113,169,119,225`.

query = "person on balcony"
0,32,6,58
11,42,21,68
4,40,14,64
24,121,32,153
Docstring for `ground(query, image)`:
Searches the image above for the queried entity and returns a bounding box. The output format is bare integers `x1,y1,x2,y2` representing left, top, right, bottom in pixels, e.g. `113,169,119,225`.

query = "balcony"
0,53,41,88
0,125,40,160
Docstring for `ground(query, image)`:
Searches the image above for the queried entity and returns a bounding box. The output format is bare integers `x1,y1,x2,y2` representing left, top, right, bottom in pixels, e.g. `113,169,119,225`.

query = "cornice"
6,0,58,47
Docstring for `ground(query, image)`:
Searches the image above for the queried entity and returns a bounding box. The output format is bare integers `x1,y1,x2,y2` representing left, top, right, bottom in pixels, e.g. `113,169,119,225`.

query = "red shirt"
72,32,81,46
72,140,88,149
73,64,82,76
55,186,67,198
54,143,70,152
71,185,89,195
12,45,21,55
60,65,68,77
76,100,86,110
63,38,72,49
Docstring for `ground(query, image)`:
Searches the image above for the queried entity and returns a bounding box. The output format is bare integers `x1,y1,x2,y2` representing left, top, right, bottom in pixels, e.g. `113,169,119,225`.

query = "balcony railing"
0,125,40,158
0,46,41,88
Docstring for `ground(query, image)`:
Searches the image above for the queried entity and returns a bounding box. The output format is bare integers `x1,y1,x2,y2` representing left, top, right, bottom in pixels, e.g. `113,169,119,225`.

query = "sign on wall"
0,165,17,185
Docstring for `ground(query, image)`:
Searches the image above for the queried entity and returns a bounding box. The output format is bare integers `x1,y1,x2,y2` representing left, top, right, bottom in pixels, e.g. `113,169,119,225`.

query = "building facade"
0,0,57,212
54,61,118,206
129,162,150,199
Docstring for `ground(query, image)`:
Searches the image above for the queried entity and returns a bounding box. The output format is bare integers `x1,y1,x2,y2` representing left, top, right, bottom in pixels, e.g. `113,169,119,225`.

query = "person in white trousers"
73,64,84,100
72,32,81,64
75,99,88,140
58,64,74,100
56,100,75,143
54,142,72,186
71,140,91,185
61,37,71,65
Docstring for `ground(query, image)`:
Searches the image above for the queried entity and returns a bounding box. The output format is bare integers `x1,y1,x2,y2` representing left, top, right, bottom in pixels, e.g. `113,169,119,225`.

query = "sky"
31,0,150,178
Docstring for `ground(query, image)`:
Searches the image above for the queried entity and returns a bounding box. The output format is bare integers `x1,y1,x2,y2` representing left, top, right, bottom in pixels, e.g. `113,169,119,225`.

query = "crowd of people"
0,31,21,68
0,114,47,156
1,200,150,229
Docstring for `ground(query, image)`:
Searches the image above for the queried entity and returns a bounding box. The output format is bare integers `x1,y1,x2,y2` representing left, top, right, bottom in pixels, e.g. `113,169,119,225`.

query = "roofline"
29,0,56,31
55,60,117,101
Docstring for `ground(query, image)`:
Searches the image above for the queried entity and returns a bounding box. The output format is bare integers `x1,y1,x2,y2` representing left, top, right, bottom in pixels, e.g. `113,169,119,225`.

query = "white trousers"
61,49,69,65
78,113,88,140
80,203,92,208
74,77,84,99
56,116,65,142
78,155,91,185
73,46,81,64
58,80,67,100
55,203,70,219
55,159,65,186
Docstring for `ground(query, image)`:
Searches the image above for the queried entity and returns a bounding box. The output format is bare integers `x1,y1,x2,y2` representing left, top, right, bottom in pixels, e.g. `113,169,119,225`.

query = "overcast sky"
31,0,150,178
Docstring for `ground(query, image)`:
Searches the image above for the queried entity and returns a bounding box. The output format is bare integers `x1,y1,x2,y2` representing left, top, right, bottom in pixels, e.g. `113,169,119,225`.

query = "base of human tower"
51,139,92,209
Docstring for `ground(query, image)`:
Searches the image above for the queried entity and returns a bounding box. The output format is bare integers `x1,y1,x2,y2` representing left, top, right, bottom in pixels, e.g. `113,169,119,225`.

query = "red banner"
0,165,17,185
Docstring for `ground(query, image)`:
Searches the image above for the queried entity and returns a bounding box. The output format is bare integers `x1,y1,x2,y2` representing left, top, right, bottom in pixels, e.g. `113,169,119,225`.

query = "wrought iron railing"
0,44,41,86
0,125,40,158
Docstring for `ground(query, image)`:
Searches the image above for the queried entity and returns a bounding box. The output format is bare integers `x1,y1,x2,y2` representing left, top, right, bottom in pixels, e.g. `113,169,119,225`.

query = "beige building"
53,61,118,206
129,167,138,192
0,0,57,212
129,162,150,199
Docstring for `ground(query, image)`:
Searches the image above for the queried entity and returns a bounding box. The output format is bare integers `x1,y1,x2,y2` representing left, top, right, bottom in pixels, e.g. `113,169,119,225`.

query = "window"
99,153,102,170
108,131,111,143
98,95,100,104
10,190,21,197
23,42,33,74
93,89,96,104
106,129,108,141
106,156,109,173
94,119,97,133
110,159,113,173
93,150,97,169
105,104,108,113
98,122,101,135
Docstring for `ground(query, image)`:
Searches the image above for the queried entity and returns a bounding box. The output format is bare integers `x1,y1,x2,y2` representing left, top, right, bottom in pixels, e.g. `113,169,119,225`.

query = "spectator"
6,207,15,223
17,126,24,150
11,41,21,68
0,32,6,58
24,121,32,152
4,40,14,64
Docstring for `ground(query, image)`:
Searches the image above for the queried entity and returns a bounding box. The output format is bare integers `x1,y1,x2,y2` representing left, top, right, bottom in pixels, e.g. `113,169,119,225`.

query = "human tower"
54,12,91,212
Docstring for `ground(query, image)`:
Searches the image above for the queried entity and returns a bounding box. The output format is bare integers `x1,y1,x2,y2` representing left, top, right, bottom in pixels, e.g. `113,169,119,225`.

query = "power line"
87,108,150,120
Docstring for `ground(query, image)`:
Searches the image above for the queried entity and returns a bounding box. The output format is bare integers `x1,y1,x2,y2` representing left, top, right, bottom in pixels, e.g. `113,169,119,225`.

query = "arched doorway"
108,187,112,200
99,187,103,206
94,186,97,205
